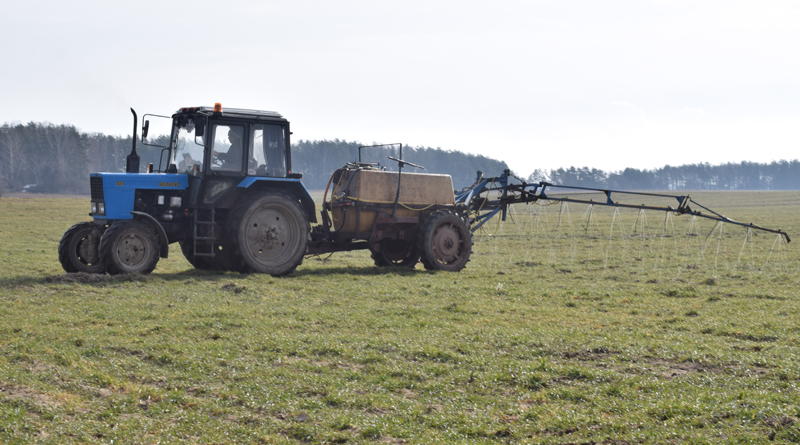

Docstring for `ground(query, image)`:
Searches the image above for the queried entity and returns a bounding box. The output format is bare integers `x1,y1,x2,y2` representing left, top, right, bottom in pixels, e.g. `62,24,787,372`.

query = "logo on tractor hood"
159,182,181,187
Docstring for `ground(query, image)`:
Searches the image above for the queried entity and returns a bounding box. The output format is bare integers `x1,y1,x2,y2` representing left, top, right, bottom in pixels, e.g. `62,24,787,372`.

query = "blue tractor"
59,104,317,276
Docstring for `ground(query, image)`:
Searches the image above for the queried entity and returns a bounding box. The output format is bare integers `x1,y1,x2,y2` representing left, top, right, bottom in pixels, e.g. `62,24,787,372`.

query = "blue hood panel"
92,172,188,220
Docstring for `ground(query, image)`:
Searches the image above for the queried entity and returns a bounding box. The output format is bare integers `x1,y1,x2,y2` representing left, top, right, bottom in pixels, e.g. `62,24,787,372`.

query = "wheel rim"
244,206,300,267
431,221,465,265
116,233,149,266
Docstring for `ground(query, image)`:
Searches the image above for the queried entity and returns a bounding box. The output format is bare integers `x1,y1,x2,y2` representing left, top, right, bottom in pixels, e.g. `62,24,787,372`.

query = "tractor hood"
90,172,189,220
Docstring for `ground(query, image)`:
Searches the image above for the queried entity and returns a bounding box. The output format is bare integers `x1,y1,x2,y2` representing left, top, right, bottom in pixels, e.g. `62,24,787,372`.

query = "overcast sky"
1,0,798,176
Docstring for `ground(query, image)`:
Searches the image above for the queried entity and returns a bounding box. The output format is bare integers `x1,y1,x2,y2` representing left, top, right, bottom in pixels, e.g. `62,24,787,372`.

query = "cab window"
210,124,245,173
248,124,287,177
175,126,204,173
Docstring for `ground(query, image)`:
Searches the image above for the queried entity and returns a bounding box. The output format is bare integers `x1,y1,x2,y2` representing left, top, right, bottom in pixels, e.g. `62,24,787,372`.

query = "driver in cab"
211,127,243,169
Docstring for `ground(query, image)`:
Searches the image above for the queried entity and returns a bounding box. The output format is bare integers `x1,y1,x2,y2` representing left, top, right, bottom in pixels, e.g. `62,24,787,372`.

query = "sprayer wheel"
418,209,472,272
371,239,420,268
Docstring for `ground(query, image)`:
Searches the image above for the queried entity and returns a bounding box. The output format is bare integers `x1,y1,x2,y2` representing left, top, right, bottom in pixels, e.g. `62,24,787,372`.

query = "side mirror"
194,118,205,145
142,120,150,139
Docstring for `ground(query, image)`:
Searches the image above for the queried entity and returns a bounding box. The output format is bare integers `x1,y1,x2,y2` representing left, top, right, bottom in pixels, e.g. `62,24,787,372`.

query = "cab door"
196,122,248,208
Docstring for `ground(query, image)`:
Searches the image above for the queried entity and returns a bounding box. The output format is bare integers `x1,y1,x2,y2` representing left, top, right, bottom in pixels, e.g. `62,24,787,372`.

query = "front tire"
228,191,309,276
58,222,105,274
99,221,160,275
418,210,472,271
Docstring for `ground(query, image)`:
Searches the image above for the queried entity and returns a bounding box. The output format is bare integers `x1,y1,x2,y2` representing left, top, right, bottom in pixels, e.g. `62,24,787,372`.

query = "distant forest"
527,161,800,191
0,122,508,193
1,122,799,194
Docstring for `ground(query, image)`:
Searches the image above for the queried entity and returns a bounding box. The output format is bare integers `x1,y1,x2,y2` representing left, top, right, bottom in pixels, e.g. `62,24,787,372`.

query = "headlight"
98,203,105,215
91,203,97,214
170,196,182,207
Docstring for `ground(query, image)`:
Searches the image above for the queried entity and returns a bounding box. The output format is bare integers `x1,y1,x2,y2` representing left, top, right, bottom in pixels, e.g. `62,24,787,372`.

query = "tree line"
0,122,509,193
528,161,800,191
291,139,508,190
0,122,162,194
1,121,798,194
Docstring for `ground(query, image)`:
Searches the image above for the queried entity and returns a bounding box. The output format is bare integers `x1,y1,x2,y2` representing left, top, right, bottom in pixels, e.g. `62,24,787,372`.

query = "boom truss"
456,170,790,243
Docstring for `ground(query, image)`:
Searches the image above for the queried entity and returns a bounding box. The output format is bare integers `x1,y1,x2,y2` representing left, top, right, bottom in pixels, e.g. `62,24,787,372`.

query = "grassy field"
1,192,799,444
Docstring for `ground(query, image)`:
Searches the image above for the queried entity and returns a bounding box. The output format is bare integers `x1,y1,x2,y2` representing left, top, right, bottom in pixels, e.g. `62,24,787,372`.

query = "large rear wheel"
418,210,472,271
99,221,160,275
179,240,215,270
229,191,309,276
58,222,105,274
179,238,241,272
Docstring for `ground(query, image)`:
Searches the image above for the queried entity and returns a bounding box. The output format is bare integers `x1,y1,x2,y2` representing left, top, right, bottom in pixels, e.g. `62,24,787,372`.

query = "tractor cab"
156,105,295,208
166,105,289,176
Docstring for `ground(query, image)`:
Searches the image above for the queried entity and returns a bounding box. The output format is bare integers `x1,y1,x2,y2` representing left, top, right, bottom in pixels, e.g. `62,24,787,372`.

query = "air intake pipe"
126,108,140,173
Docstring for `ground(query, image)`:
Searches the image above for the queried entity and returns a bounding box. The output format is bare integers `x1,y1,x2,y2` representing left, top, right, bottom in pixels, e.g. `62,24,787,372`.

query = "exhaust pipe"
126,108,140,173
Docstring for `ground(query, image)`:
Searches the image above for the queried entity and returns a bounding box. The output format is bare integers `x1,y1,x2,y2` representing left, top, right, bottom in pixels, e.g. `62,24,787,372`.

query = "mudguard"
237,177,317,223
131,211,170,258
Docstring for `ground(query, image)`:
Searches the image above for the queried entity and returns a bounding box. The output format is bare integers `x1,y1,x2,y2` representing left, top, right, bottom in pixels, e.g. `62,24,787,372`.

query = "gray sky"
2,0,798,177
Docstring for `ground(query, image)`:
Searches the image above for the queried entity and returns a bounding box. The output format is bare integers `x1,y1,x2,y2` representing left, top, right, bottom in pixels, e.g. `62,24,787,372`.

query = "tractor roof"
175,106,285,120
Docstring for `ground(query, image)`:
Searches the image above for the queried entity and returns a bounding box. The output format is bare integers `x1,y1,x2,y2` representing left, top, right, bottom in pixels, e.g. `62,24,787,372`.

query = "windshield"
172,119,205,173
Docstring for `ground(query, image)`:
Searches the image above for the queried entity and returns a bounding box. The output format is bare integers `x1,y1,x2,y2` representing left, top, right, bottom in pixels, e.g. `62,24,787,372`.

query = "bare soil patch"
0,383,61,410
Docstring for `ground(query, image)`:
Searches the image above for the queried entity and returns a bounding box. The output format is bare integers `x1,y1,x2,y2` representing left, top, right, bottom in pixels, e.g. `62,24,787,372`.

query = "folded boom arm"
455,170,790,243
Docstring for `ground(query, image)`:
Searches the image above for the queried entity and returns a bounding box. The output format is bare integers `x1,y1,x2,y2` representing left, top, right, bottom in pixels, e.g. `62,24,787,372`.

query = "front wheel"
99,221,160,275
228,191,309,276
418,210,472,271
58,222,105,274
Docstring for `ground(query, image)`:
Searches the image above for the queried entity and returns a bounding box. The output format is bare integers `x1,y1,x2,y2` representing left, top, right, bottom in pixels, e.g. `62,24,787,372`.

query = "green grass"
1,192,800,444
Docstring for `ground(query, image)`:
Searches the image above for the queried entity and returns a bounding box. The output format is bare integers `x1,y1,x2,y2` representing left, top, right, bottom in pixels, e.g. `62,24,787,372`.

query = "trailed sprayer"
59,104,790,276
